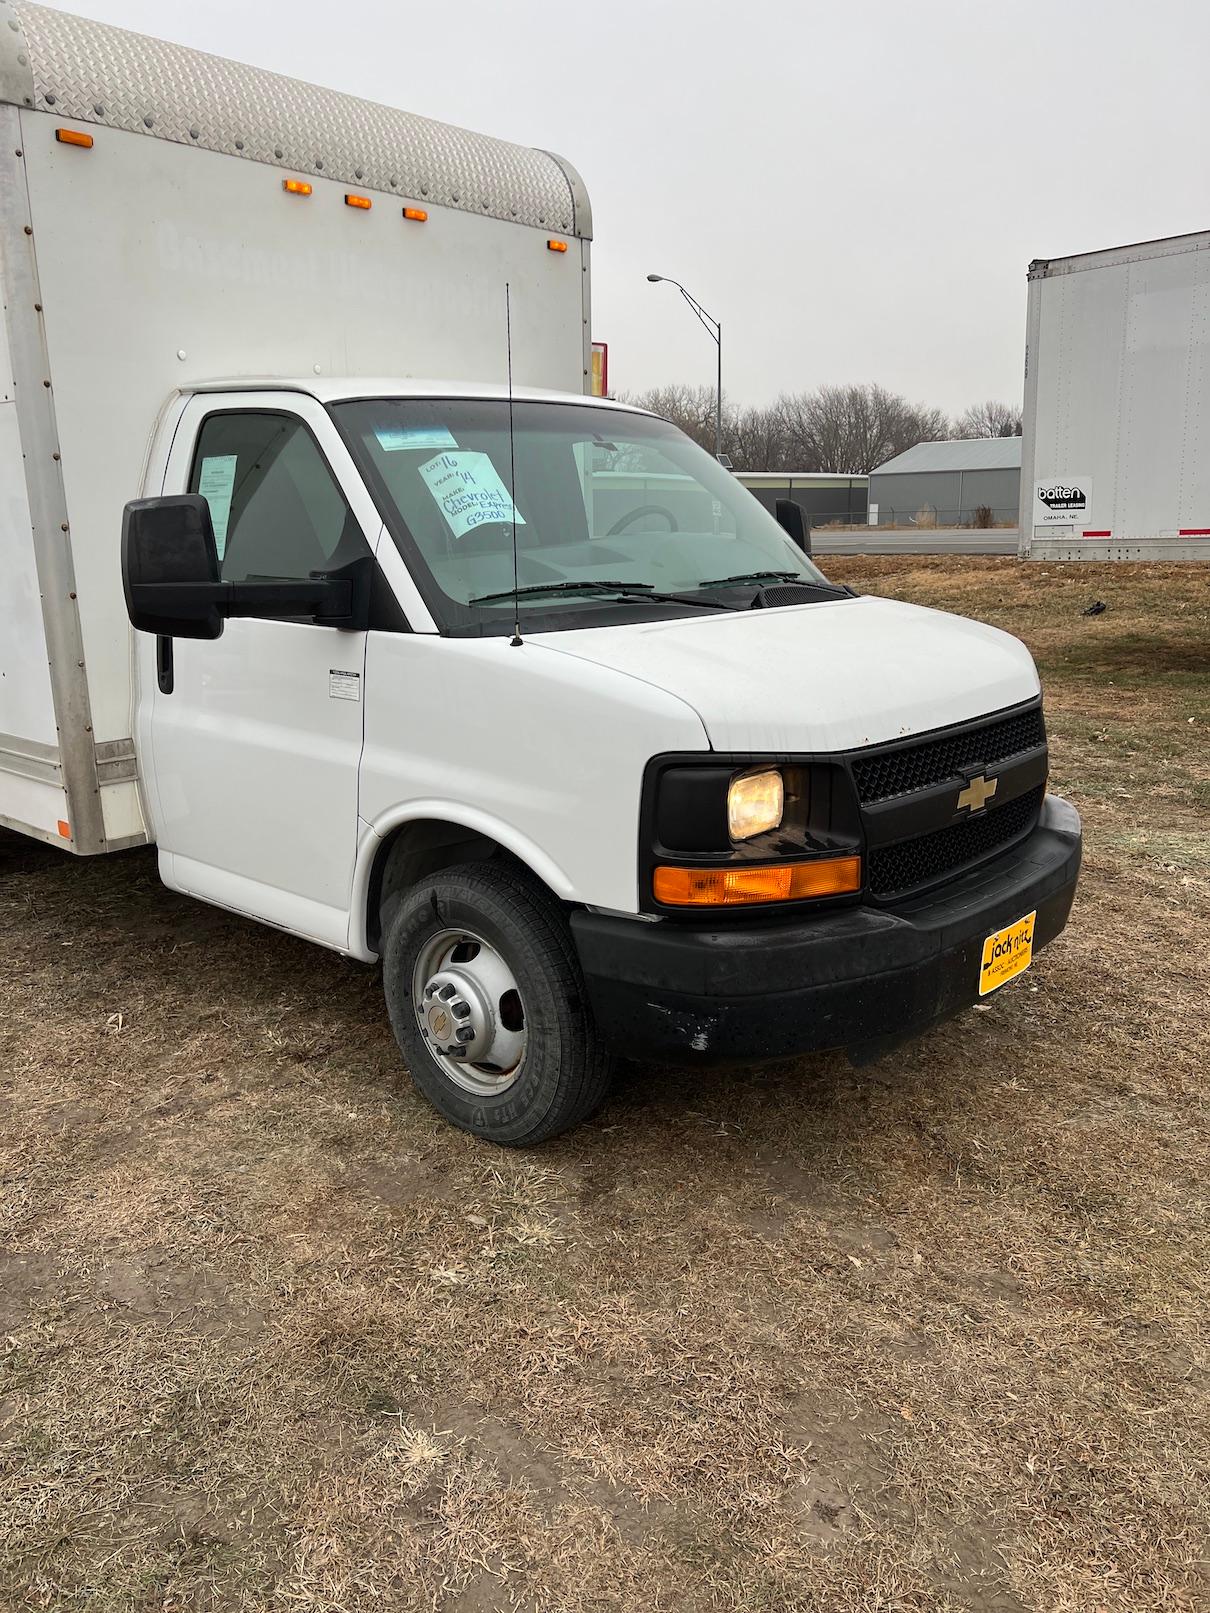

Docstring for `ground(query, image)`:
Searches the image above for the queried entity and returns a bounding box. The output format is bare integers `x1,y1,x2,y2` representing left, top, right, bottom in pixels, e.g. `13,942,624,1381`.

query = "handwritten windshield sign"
419,450,524,539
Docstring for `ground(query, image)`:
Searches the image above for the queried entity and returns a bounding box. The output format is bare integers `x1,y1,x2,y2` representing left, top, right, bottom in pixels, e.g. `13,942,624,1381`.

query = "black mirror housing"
121,494,369,638
122,494,225,638
775,498,813,557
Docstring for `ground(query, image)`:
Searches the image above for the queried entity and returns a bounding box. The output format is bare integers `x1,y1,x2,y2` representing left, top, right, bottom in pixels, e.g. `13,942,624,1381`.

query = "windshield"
331,398,831,633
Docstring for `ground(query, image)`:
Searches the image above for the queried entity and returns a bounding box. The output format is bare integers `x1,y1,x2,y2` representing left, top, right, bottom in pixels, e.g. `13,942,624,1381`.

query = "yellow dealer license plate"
978,911,1036,996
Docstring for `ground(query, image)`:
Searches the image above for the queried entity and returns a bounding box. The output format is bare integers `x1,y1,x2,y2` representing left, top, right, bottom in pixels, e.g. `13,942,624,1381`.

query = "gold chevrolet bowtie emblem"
957,773,998,813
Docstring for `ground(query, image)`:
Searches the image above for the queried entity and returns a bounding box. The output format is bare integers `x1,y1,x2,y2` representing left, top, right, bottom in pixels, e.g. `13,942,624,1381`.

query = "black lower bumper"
571,794,1082,1065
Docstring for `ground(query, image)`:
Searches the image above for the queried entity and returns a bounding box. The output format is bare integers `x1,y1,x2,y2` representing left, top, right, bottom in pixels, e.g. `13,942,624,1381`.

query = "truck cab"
1,3,1079,1145
122,378,1082,1142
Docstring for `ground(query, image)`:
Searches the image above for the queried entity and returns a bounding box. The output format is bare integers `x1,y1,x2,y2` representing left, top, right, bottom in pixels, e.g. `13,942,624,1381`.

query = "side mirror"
122,494,225,639
775,498,812,557
121,495,368,637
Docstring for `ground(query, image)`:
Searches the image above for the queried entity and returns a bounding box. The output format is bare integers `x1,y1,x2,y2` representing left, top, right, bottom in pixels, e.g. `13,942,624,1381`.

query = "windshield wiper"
469,580,736,610
697,569,835,590
470,580,652,605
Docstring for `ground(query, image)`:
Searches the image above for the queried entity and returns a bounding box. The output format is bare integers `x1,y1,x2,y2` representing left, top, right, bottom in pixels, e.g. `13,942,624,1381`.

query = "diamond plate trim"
7,2,587,236
0,0,34,107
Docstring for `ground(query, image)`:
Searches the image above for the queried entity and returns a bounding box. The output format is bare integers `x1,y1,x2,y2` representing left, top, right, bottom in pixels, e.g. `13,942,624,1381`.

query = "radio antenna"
505,282,522,648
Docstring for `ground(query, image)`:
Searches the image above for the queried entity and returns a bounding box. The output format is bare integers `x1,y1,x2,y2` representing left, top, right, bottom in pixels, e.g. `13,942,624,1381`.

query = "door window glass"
190,412,364,582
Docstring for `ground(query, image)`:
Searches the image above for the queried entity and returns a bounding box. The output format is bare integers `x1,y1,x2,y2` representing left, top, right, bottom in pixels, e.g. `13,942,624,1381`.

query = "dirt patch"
1,558,1207,1611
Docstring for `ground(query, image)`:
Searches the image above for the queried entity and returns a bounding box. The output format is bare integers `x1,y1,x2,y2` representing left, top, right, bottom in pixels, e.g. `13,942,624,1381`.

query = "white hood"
534,595,1040,753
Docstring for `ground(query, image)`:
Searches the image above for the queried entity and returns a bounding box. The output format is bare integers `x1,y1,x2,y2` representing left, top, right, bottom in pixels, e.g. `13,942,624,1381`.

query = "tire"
381,860,614,1145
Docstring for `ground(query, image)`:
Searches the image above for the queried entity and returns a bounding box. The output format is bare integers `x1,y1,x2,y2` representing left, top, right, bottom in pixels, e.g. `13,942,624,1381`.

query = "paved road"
811,528,1019,556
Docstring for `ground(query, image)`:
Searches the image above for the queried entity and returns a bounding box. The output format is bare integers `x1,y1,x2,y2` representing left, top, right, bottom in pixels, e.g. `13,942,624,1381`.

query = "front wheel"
381,861,614,1145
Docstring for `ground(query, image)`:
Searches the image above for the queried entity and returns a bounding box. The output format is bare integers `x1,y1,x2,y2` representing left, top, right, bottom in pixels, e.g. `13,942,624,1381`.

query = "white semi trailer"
1019,229,1210,561
2,3,1080,1144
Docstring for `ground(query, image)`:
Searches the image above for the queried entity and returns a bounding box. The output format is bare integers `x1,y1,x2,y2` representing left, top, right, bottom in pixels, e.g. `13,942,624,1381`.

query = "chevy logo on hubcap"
956,773,998,814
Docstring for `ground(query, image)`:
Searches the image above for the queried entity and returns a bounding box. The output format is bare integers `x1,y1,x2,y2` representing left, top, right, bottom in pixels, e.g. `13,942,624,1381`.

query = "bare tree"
621,380,956,473
777,384,950,473
727,404,791,471
956,399,1022,438
623,384,723,454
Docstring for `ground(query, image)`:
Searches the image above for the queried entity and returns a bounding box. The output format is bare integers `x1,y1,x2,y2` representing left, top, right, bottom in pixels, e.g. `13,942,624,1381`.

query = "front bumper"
570,793,1082,1065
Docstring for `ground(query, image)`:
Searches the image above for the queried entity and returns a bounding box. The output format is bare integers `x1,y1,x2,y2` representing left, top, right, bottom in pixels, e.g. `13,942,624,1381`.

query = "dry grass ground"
1,558,1207,1613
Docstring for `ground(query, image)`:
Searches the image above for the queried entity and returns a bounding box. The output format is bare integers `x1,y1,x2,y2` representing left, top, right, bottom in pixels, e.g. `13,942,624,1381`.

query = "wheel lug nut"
453,999,471,1019
455,1025,474,1043
439,983,457,1001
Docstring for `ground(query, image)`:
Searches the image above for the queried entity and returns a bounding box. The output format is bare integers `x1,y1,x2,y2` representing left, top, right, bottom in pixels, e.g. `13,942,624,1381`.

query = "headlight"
727,768,784,840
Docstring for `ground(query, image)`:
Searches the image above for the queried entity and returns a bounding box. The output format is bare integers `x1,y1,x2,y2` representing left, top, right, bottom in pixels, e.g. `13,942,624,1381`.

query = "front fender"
349,632,711,959
347,800,580,960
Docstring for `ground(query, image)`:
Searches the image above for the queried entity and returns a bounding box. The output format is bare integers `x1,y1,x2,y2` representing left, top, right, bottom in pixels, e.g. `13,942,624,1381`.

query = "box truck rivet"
0,2,1081,1145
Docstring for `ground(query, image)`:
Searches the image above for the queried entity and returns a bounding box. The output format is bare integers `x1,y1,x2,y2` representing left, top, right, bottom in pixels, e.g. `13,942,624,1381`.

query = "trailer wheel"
382,861,614,1145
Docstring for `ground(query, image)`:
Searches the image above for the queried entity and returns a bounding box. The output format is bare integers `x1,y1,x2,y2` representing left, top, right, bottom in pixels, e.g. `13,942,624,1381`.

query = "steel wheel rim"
411,927,527,1097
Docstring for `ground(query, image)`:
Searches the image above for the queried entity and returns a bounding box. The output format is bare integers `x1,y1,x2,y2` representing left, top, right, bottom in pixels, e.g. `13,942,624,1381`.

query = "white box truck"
1020,229,1210,561
1,2,1081,1143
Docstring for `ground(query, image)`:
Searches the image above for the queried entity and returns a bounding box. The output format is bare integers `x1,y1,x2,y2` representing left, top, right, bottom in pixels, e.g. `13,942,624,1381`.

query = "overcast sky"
66,0,1210,414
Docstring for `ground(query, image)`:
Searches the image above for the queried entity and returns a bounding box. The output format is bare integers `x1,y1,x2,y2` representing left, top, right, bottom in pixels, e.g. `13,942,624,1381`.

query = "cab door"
142,392,380,948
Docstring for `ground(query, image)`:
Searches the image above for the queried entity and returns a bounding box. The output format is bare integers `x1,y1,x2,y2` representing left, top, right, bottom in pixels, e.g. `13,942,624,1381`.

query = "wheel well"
366,819,514,953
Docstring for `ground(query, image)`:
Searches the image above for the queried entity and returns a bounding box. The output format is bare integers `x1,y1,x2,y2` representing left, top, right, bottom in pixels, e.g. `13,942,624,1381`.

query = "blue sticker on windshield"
374,424,458,452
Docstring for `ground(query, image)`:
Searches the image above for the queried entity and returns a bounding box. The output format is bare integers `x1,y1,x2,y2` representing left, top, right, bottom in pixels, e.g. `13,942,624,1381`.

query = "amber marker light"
403,206,428,221
547,238,568,252
344,193,372,209
55,128,93,148
653,856,862,908
283,178,313,196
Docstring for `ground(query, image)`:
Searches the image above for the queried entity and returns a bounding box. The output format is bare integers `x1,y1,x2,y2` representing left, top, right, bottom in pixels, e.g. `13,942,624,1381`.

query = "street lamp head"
646,271,722,458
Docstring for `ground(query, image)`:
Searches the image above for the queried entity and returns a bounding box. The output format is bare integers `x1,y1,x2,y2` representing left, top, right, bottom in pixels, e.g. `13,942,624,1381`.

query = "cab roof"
184,378,649,413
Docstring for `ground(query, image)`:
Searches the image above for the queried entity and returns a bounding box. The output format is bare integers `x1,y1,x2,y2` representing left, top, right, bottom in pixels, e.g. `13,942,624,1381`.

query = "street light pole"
647,273,723,461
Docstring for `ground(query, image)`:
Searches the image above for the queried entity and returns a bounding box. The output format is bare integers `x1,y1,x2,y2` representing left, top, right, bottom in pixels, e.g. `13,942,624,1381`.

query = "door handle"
156,634,174,695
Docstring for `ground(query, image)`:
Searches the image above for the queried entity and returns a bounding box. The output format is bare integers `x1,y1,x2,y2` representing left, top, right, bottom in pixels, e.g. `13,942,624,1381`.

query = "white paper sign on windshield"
419,450,525,539
197,453,238,559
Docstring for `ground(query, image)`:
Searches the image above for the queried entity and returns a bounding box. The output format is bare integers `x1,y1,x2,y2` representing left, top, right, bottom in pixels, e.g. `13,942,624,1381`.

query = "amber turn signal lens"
403,207,428,221
547,238,568,252
653,856,861,907
55,128,93,148
283,178,313,195
344,193,372,209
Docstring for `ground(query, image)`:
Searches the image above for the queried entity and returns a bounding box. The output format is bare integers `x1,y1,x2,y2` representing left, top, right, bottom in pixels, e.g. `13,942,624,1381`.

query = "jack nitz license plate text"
978,910,1036,996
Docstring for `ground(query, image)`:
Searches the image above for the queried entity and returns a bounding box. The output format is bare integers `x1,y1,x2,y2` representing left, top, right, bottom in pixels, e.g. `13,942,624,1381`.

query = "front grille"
868,785,1045,900
852,705,1046,805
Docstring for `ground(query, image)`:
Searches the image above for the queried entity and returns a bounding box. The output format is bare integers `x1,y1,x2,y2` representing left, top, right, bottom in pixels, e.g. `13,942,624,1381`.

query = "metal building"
868,438,1021,528
736,472,868,527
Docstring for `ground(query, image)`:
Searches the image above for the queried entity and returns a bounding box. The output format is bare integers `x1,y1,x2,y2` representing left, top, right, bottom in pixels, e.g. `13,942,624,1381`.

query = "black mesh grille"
852,706,1046,805
759,584,817,608
868,786,1045,900
756,583,847,608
